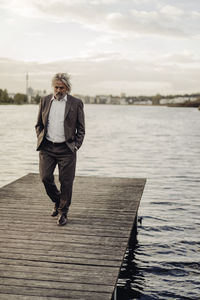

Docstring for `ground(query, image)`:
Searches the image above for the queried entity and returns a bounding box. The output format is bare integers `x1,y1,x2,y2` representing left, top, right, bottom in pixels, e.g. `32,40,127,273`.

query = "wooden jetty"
0,173,146,300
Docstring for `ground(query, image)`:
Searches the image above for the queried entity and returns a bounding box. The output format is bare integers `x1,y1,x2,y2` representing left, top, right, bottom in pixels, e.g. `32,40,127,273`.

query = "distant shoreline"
0,102,199,108
1,89,200,107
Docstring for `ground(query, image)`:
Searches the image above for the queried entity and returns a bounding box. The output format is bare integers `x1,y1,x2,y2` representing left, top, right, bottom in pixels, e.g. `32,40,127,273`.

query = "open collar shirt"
46,94,67,143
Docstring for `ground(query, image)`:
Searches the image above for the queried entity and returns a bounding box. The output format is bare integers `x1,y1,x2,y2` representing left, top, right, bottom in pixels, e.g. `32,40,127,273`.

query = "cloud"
160,52,200,66
106,9,187,37
1,0,200,38
159,5,184,16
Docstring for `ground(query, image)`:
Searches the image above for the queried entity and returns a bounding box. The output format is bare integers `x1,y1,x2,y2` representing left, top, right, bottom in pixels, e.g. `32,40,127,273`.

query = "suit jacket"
35,94,85,152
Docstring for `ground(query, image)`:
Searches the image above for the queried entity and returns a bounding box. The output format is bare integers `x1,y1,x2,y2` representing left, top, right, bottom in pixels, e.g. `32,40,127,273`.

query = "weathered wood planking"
0,173,146,300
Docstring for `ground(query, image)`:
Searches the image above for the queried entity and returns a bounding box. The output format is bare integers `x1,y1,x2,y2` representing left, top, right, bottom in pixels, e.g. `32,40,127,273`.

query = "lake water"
0,104,200,299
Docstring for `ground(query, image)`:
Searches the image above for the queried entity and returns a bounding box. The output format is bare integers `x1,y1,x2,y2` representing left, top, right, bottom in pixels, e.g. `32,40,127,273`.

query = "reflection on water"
0,104,200,299
113,222,145,300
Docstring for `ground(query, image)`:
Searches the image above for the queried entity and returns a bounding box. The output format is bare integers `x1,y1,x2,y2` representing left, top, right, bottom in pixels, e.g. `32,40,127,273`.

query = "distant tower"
26,72,29,95
26,72,31,103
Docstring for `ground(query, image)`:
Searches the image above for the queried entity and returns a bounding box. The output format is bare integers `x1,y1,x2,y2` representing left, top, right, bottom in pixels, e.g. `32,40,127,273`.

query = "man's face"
53,80,68,100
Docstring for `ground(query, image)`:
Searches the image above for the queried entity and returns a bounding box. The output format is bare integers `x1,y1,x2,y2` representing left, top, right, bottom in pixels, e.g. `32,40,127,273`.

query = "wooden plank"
0,173,146,299
0,258,117,274
0,277,113,293
0,246,123,260
0,223,132,238
0,263,116,285
0,238,125,255
0,286,111,300
0,252,122,267
0,238,123,254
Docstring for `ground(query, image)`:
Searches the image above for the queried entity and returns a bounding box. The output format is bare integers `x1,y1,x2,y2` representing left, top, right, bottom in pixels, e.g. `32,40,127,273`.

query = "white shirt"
46,94,67,143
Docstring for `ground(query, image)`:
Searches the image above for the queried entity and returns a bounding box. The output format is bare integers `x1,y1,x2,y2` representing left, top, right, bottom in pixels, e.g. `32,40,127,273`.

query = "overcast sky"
0,0,200,96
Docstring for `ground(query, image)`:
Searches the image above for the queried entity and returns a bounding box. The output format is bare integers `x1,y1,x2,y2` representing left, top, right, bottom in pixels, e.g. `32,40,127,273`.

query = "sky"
0,0,200,96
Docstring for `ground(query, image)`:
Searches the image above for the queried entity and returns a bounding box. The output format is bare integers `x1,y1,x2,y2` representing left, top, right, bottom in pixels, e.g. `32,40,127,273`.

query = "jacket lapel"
44,95,53,128
64,94,73,119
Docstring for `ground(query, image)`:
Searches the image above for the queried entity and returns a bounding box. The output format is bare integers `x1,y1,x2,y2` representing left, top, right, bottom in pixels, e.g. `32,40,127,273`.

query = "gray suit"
35,94,85,152
35,94,85,214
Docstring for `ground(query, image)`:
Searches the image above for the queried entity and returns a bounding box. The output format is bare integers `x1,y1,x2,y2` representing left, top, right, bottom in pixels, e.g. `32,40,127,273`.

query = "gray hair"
52,73,71,93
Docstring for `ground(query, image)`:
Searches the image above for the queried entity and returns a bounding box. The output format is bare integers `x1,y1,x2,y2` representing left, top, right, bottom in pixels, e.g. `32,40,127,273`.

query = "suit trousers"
39,139,76,214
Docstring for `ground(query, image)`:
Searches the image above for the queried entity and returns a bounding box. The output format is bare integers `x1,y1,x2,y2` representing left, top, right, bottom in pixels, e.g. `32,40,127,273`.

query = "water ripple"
1,104,200,299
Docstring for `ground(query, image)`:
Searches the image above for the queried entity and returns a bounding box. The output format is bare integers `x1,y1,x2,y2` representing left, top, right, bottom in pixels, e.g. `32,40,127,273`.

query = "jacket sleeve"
75,100,85,149
35,98,44,137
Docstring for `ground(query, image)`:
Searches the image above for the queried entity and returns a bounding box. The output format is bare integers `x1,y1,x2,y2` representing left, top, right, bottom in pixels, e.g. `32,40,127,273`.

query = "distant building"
120,92,126,98
134,99,152,105
160,96,197,105
8,92,16,98
120,97,127,105
26,87,47,103
126,97,136,105
110,96,121,105
95,95,109,104
73,94,95,104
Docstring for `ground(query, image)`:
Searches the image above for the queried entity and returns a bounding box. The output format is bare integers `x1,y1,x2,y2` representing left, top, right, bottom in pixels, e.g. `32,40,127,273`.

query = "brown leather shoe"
51,200,60,217
57,213,67,226
51,208,59,217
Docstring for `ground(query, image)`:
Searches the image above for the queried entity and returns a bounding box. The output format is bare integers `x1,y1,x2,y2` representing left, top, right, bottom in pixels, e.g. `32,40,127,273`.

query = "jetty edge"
0,173,146,300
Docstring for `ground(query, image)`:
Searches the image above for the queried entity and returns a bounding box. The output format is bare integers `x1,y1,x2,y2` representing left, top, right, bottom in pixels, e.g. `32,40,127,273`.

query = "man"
35,73,85,226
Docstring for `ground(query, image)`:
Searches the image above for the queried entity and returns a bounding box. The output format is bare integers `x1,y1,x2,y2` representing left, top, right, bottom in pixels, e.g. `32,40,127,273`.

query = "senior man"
35,73,85,226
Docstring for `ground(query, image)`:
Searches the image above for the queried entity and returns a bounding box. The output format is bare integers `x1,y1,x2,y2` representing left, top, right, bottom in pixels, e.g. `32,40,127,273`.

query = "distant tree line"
0,89,14,104
0,89,41,104
1,88,200,107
